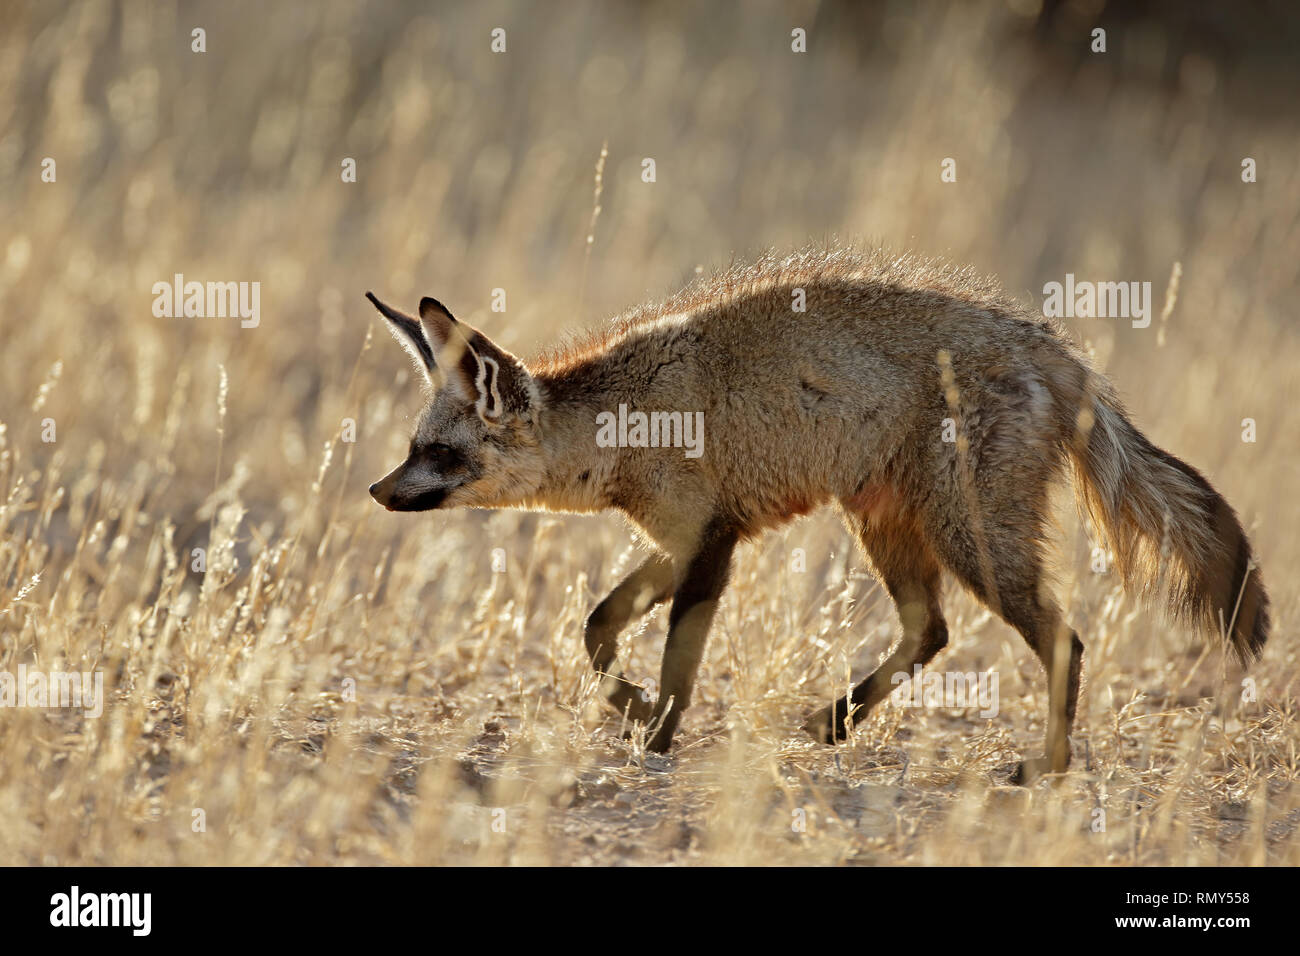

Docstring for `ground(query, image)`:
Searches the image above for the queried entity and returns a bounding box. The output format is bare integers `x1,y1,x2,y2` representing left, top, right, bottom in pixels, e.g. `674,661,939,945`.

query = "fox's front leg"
645,520,739,753
585,554,675,721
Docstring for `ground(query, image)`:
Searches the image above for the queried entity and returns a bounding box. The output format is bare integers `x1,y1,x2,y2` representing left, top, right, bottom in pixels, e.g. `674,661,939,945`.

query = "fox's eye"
426,442,462,470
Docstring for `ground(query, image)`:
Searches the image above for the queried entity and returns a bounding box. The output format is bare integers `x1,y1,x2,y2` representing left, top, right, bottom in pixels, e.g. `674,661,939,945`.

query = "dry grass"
0,0,1296,865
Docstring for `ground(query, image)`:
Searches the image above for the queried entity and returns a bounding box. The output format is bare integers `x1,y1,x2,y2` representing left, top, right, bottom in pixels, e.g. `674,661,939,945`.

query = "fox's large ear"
365,292,435,385
419,296,539,425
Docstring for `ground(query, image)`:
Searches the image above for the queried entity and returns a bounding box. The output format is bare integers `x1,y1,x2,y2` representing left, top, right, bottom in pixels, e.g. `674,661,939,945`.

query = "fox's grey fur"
365,246,1269,782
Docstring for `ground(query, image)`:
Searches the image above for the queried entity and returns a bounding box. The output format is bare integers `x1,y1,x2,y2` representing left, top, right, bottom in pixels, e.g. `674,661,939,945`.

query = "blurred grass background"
0,0,1296,864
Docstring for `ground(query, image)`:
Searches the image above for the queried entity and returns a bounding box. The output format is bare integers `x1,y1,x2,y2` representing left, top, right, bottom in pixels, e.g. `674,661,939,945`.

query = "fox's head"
365,292,544,512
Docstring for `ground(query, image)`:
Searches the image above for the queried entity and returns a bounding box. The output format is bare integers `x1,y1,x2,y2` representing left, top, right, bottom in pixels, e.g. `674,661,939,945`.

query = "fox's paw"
606,678,655,724
620,712,676,753
621,703,679,754
1007,755,1068,786
802,704,851,745
645,726,675,754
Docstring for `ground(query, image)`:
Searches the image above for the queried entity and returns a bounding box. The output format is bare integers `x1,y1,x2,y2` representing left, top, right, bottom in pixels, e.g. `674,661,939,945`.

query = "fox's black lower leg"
805,613,949,744
584,554,675,721
645,519,738,753
806,507,947,743
1007,604,1083,784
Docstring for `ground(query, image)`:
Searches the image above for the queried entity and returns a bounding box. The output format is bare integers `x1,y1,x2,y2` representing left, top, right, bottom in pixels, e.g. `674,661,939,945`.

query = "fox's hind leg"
926,512,1083,783
804,502,949,744
996,591,1082,784
585,554,675,722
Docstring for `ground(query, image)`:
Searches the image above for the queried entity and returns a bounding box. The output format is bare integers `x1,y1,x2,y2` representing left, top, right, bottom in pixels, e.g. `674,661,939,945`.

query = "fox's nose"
369,481,396,511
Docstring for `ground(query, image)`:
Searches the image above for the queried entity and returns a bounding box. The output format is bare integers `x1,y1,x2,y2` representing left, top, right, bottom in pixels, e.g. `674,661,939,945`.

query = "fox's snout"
368,465,449,513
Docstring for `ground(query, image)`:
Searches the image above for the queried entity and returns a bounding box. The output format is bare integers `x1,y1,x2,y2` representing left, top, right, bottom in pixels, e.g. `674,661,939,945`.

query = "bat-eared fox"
365,246,1268,783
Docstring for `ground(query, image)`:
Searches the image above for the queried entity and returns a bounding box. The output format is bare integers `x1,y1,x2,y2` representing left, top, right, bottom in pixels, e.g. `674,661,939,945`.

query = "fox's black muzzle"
369,483,448,512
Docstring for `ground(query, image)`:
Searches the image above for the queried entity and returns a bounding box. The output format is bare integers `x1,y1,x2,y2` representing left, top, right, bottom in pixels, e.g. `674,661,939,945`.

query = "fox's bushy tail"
1069,383,1269,662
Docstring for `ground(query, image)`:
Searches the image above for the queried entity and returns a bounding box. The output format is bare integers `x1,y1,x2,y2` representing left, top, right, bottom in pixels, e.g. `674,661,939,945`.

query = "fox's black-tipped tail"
1070,388,1269,663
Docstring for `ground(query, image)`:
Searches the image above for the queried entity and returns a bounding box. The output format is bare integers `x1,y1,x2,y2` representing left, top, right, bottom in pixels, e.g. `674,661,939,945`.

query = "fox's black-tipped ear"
366,291,435,383
417,296,459,346
417,296,487,414
417,293,538,425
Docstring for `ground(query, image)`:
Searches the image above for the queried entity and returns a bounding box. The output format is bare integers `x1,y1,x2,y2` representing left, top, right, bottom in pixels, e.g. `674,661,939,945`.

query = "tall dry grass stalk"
576,139,608,325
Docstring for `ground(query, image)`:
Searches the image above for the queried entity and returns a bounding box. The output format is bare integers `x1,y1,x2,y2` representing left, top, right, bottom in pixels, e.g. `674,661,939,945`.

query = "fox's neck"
517,373,619,515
